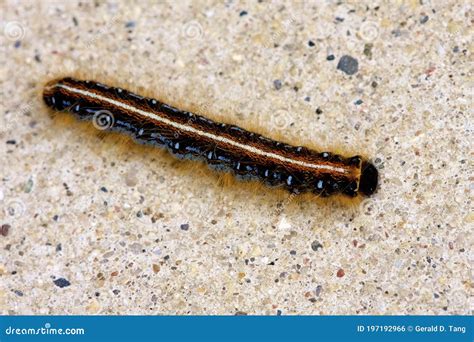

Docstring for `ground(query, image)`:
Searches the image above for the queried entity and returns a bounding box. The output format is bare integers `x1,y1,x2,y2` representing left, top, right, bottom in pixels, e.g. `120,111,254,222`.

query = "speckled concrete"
1,0,472,315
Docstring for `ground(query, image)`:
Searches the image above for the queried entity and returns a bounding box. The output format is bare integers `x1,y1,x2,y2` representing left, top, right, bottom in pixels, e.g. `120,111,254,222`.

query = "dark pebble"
6,140,16,145
239,10,248,17
125,21,136,28
354,99,363,105
53,278,71,288
363,43,373,58
1,224,11,237
420,15,429,24
304,96,310,102
12,289,23,297
273,79,282,90
326,54,335,61
72,17,78,26
100,186,108,192
290,250,296,255
14,41,21,48
315,107,323,115
113,289,120,295
308,40,315,47
56,243,62,252
180,223,189,231
315,285,322,296
311,240,323,251
337,55,359,75
235,311,248,316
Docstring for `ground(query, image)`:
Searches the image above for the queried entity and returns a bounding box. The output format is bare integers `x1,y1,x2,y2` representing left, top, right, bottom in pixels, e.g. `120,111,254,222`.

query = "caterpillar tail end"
359,161,378,196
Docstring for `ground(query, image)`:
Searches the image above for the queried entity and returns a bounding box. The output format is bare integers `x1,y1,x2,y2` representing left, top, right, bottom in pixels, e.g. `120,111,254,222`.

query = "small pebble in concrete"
12,289,23,296
125,21,136,28
337,55,359,75
1,224,10,237
53,278,71,288
311,240,323,251
273,79,282,90
315,285,323,296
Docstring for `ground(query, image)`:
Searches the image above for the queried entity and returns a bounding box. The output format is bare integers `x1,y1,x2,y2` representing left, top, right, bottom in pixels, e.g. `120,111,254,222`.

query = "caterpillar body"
43,77,378,198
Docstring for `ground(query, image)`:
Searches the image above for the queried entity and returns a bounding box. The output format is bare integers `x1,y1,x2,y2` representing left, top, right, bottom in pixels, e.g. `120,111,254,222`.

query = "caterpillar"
42,77,378,198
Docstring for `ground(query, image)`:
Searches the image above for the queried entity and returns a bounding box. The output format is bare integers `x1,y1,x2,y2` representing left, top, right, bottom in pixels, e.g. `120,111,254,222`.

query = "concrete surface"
0,0,472,314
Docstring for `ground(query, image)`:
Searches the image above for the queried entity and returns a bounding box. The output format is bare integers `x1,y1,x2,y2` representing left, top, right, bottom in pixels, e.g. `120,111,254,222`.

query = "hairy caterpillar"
43,77,378,198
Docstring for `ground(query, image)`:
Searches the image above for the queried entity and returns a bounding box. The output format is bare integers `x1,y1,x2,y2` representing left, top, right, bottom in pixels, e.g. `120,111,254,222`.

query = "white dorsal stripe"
56,83,348,174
